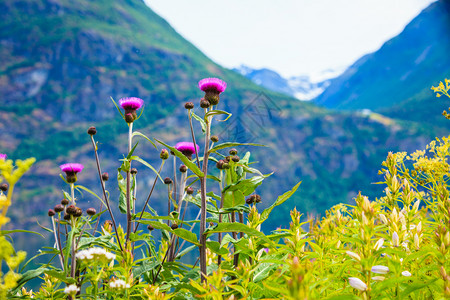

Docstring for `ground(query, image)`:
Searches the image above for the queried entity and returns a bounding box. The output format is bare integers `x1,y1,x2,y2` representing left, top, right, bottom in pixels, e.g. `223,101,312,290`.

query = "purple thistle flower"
119,97,144,110
175,142,199,159
198,78,227,93
60,163,84,183
0,154,6,160
263,248,269,254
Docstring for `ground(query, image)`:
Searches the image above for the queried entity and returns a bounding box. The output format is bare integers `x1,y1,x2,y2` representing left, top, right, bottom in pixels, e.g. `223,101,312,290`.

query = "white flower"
109,279,131,290
371,265,389,274
64,284,80,295
374,238,384,251
349,277,367,291
402,271,412,277
346,251,361,261
392,232,400,247
414,233,420,249
379,214,388,225
76,247,116,265
372,276,385,281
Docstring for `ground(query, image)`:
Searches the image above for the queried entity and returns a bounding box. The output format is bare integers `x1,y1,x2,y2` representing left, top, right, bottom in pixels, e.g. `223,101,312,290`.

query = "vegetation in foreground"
0,79,449,299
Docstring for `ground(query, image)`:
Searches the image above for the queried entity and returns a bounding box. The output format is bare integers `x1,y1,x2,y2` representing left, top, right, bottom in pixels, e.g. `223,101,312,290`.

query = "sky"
145,0,436,78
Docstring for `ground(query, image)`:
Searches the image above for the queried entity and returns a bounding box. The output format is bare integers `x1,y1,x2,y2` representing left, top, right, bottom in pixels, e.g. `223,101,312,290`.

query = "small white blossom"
349,277,367,291
109,279,131,290
76,247,116,265
402,271,412,277
371,265,389,274
392,232,400,247
346,251,361,261
372,276,385,281
64,284,80,296
374,238,384,251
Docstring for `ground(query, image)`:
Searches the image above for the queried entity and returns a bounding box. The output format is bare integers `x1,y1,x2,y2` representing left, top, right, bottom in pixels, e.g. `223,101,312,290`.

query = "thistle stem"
199,110,211,282
126,123,133,244
133,161,165,233
89,135,123,252
51,216,64,271
188,109,201,169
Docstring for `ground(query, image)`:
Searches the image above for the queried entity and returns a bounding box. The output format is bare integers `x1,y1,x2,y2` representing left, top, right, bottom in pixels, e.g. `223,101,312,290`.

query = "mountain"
233,65,342,100
314,0,450,112
0,0,444,258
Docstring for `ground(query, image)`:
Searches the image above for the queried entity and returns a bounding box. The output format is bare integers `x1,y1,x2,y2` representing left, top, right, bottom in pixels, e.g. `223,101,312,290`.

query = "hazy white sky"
146,0,435,77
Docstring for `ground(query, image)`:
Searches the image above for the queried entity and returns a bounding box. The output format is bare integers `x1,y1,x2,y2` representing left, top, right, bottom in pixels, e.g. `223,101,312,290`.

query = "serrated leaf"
132,131,157,148
208,142,266,154
191,111,206,133
155,139,204,177
260,181,302,223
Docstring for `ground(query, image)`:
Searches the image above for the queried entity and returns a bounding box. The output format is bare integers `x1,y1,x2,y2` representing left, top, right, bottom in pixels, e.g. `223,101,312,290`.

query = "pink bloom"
175,142,199,157
60,163,84,174
119,97,144,110
0,154,6,160
198,78,227,93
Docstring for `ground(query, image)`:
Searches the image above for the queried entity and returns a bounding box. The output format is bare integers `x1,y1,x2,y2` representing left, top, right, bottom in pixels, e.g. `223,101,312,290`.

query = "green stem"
126,123,133,244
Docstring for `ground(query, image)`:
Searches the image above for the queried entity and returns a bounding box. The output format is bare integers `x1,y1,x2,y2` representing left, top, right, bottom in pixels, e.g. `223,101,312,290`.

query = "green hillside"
0,0,443,253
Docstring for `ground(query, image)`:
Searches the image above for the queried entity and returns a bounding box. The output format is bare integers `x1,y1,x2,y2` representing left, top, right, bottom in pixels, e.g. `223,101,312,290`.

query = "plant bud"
179,165,187,173
0,183,8,192
63,214,70,221
379,214,388,225
371,265,389,274
160,149,169,160
372,276,385,281
222,162,230,169
164,177,173,185
392,231,400,247
200,98,210,108
346,251,361,261
374,238,384,251
414,233,420,250
349,277,367,291
216,160,225,170
103,220,113,233
130,168,138,175
102,172,109,181
87,126,97,135
87,208,97,216
171,223,178,230
74,207,83,217
48,209,56,217
66,205,77,215
147,224,154,231
210,135,219,142
229,148,238,155
61,199,70,206
54,204,64,213
125,113,134,123
232,155,240,162
186,187,194,195
255,194,261,203
401,271,412,277
184,102,194,110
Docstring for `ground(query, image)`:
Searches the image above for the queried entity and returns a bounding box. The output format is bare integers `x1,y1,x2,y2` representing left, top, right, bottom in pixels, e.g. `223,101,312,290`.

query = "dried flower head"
60,163,84,183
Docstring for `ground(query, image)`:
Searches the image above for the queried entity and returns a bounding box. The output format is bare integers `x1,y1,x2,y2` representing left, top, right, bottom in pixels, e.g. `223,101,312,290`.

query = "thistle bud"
232,155,240,163
66,205,77,215
130,168,138,175
186,187,194,195
216,160,225,170
164,177,173,185
211,135,219,143
171,223,178,230
184,102,194,110
100,173,109,182
160,149,169,160
147,224,154,231
63,214,70,221
87,208,97,216
255,194,261,203
87,126,97,135
48,209,56,217
54,204,64,213
179,165,187,173
200,98,210,108
0,183,8,192
125,113,134,123
74,207,83,217
229,148,238,156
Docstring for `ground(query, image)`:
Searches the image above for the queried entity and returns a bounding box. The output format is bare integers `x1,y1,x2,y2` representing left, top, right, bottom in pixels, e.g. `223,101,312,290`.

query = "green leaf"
1,229,44,238
130,156,164,183
260,181,302,223
12,267,49,293
175,245,197,259
44,269,75,284
206,241,228,255
209,142,266,154
155,139,204,177
126,142,139,159
173,228,200,246
204,110,232,122
223,175,271,196
110,96,125,119
223,190,245,209
205,223,273,245
137,220,172,232
191,111,206,133
132,131,157,148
